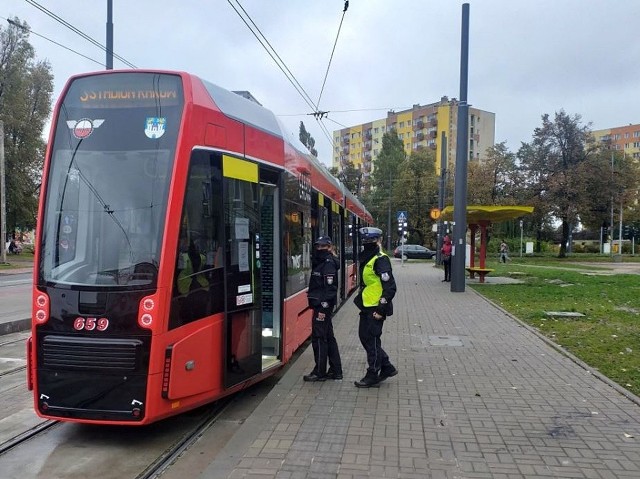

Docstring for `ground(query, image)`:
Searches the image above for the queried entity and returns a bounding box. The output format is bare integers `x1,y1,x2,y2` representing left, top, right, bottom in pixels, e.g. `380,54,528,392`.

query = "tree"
298,121,317,157
0,18,53,237
519,111,593,257
577,147,640,237
516,142,556,251
330,160,361,196
361,131,405,248
393,149,437,246
467,141,519,205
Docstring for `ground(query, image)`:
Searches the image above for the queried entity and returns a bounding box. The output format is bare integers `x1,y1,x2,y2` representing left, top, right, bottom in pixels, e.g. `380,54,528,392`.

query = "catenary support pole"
106,0,113,69
436,132,447,265
0,120,6,265
451,3,470,293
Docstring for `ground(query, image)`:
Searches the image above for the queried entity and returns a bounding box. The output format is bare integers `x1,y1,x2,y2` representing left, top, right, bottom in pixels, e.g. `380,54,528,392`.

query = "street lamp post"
519,219,523,257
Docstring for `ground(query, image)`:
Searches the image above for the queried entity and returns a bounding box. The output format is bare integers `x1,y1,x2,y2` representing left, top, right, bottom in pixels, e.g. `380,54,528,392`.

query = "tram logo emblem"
145,117,166,139
67,118,104,139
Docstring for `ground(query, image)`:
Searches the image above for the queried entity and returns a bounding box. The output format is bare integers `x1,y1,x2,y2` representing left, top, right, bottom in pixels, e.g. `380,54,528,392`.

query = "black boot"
354,371,380,388
303,372,327,382
379,365,398,381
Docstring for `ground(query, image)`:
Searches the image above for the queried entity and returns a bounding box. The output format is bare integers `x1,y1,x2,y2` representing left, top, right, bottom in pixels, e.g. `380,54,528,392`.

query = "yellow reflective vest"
361,252,387,307
177,253,209,294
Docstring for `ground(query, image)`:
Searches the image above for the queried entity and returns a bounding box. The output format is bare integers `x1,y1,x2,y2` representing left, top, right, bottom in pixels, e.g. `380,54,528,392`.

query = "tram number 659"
74,317,109,331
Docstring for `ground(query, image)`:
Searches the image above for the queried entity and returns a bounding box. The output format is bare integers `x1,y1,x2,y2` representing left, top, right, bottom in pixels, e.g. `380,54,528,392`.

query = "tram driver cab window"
169,151,224,329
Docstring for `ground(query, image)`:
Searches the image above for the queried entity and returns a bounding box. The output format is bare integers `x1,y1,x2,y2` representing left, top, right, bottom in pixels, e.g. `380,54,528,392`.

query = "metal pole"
106,0,114,69
0,120,6,265
619,199,623,255
387,170,391,251
451,3,470,293
610,151,614,256
520,219,523,257
436,132,447,265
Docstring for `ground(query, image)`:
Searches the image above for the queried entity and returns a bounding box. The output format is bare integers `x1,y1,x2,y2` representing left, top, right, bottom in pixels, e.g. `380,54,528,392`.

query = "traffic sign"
397,211,408,222
429,208,441,220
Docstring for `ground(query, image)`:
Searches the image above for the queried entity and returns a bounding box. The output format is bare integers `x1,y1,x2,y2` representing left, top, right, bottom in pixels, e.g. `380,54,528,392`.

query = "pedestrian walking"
303,236,343,382
500,240,510,263
353,227,397,388
441,235,452,282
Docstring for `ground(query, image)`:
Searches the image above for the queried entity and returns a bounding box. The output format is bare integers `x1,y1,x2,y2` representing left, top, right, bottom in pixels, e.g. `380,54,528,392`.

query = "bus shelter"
440,205,534,282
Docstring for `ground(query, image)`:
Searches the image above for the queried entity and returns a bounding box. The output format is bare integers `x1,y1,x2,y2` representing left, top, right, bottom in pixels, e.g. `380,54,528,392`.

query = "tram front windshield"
39,73,184,288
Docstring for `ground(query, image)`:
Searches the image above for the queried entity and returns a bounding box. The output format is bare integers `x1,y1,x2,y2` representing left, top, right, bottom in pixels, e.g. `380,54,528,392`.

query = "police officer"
304,236,343,382
354,227,398,388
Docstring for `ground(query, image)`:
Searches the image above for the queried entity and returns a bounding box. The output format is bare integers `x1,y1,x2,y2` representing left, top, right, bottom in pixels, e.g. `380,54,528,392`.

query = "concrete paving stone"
198,263,640,479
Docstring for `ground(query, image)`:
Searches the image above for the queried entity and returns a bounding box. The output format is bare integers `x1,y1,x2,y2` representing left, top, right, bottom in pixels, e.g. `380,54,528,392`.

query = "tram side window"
283,172,311,297
169,151,224,329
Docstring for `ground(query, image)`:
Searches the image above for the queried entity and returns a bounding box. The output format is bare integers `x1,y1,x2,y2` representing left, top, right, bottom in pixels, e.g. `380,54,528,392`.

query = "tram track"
0,386,265,478
135,397,234,479
0,364,26,378
0,420,60,456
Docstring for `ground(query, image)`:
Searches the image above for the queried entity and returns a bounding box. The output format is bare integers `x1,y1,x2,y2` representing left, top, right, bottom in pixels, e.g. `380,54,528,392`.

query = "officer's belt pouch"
354,294,364,310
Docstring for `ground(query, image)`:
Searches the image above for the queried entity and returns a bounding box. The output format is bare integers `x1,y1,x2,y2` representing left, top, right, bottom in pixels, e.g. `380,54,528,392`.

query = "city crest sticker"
144,117,166,139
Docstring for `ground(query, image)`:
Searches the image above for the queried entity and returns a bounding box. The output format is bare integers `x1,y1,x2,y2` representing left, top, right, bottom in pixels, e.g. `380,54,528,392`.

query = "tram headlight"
33,292,50,325
138,294,157,329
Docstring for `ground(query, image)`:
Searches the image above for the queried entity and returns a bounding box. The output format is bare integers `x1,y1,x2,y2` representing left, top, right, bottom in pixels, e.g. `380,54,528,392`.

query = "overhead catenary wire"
226,0,341,151
4,17,104,67
316,1,348,109
23,0,137,68
226,0,318,114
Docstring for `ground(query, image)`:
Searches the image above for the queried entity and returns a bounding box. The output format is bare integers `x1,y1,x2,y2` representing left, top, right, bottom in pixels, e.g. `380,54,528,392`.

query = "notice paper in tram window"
238,241,249,272
235,218,249,239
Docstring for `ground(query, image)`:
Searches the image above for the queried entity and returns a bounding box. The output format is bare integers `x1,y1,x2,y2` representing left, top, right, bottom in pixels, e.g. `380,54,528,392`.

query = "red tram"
26,70,372,425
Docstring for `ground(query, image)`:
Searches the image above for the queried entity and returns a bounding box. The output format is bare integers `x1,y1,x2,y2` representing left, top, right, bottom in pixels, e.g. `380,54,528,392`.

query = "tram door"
223,156,281,388
258,176,281,370
330,206,342,301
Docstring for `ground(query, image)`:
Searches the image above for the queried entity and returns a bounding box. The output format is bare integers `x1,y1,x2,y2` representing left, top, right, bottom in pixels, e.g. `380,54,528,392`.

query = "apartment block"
591,124,640,159
332,96,495,182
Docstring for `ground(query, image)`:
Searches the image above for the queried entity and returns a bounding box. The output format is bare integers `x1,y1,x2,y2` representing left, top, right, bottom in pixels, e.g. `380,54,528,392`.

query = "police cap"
360,227,383,243
314,236,332,246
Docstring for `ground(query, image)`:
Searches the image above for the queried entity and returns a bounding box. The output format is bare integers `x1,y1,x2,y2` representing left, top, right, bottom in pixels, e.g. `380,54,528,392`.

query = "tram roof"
198,77,283,141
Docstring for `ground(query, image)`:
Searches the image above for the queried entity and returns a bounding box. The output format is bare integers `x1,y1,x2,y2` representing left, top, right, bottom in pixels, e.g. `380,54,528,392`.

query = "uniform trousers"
311,308,342,375
358,308,392,374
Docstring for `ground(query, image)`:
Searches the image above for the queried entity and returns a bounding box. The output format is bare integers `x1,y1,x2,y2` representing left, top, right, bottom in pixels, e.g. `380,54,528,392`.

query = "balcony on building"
415,120,424,129
416,132,424,141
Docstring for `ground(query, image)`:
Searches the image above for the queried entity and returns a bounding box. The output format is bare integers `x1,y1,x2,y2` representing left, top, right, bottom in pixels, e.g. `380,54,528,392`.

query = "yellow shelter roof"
440,205,534,223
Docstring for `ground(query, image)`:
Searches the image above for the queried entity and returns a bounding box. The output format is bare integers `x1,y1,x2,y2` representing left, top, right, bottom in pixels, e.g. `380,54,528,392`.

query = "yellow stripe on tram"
223,155,258,183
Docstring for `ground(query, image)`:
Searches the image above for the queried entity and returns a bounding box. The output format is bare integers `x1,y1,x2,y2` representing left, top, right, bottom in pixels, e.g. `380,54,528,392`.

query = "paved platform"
200,261,640,479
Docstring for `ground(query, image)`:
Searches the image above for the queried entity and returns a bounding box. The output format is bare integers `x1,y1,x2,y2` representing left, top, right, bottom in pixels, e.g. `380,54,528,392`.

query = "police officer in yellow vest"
353,227,398,388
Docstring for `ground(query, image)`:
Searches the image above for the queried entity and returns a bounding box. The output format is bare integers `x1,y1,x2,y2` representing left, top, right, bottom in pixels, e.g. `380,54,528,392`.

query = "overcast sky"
5,0,640,166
